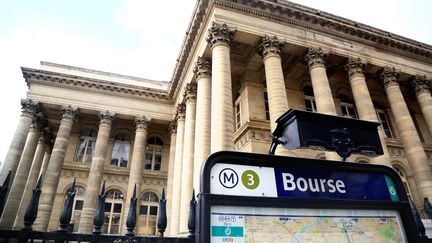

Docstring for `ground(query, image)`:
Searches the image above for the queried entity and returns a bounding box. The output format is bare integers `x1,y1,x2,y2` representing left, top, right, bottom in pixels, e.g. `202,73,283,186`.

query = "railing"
0,172,195,243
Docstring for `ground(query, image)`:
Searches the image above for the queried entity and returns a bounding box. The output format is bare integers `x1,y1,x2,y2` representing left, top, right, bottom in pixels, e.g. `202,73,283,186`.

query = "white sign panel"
210,163,277,197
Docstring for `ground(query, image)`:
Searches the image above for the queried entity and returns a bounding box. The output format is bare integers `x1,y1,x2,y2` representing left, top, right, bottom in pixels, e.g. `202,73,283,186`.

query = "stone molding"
305,47,328,69
60,105,79,121
345,57,366,78
135,115,151,131
175,103,186,121
380,66,400,89
98,110,116,127
193,57,211,80
258,35,285,58
169,119,177,134
184,83,197,103
411,75,431,95
21,98,41,119
207,22,236,48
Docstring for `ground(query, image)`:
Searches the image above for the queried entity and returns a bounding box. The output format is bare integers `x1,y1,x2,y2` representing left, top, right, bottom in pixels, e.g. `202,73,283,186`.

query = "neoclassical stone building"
1,0,432,236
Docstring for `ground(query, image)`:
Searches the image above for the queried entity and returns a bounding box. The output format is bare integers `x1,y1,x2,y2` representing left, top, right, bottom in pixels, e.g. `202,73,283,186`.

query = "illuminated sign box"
272,109,384,157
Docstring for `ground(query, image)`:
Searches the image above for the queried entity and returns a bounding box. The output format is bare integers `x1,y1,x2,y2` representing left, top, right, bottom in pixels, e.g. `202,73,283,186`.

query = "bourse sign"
197,151,422,243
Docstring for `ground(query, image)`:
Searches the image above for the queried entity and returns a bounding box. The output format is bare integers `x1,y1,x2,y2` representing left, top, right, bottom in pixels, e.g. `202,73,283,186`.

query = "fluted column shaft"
208,22,235,152
0,122,43,228
122,115,150,234
166,121,177,234
412,75,432,136
345,58,391,166
381,67,432,201
179,84,197,234
14,131,50,229
193,57,211,192
78,111,115,233
0,99,40,184
305,47,339,160
169,105,185,235
35,105,78,231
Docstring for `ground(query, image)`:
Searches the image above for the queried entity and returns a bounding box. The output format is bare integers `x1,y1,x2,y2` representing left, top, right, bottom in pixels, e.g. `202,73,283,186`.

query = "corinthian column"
169,104,185,235
380,67,432,201
411,75,432,136
207,22,235,152
193,57,211,191
122,115,150,234
79,111,115,233
166,120,177,234
179,83,197,234
14,130,52,229
35,105,79,231
305,47,339,160
0,119,46,228
0,99,40,184
345,57,391,166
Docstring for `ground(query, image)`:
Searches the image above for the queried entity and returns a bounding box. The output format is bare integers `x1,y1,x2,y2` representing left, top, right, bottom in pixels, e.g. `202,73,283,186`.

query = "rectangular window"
235,101,241,129
340,102,358,119
264,89,270,120
304,96,317,112
376,109,394,139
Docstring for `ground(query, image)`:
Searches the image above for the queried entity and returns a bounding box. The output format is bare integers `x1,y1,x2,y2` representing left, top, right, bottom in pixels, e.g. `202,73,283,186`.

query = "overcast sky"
0,0,431,163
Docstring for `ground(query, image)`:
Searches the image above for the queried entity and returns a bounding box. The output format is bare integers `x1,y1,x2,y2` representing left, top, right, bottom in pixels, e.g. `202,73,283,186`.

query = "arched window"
103,189,124,234
303,85,317,112
75,129,97,163
67,185,85,232
111,133,131,167
393,166,412,198
145,136,163,171
139,192,159,235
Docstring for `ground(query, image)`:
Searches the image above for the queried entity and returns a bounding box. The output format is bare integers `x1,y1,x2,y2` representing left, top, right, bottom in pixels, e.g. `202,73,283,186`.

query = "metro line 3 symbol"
219,168,260,189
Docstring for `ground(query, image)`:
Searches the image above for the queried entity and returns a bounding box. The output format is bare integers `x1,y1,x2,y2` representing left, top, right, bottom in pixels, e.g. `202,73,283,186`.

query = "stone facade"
1,0,432,236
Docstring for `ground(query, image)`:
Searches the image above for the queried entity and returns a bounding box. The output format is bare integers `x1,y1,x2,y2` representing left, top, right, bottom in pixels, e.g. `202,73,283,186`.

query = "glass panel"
145,149,153,170
75,139,86,162
102,223,108,234
74,200,83,210
113,203,122,213
149,206,158,215
120,144,130,167
114,190,124,200
110,225,119,234
140,205,148,215
111,143,120,166
111,214,121,224
84,140,95,163
105,203,112,212
104,214,110,223
154,147,162,171
149,193,158,202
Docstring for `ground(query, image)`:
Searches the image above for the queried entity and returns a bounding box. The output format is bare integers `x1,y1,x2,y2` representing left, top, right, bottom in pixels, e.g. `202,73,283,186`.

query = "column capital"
184,83,197,103
169,119,177,134
258,35,285,58
305,47,328,69
135,115,151,131
207,22,235,48
345,57,366,78
193,57,211,80
60,105,79,121
175,103,186,121
98,110,115,127
380,66,400,89
411,75,430,95
21,99,41,119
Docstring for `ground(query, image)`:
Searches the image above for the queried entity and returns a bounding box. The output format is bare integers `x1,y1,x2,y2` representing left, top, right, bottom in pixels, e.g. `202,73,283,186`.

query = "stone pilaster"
169,104,185,235
35,105,78,231
305,47,339,160
79,111,115,233
193,57,211,191
345,57,391,167
207,22,235,152
179,83,197,234
411,75,432,136
380,66,432,201
122,115,151,234
13,129,51,229
166,120,177,234
0,99,40,185
0,119,46,228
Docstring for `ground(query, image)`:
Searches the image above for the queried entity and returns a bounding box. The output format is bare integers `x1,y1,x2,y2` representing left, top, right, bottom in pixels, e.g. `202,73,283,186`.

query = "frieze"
411,75,430,95
258,35,285,58
380,66,400,89
345,57,366,78
193,57,211,79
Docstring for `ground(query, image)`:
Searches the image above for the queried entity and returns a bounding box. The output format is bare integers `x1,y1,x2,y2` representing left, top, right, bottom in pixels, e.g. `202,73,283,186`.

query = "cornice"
22,68,172,104
213,0,432,60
